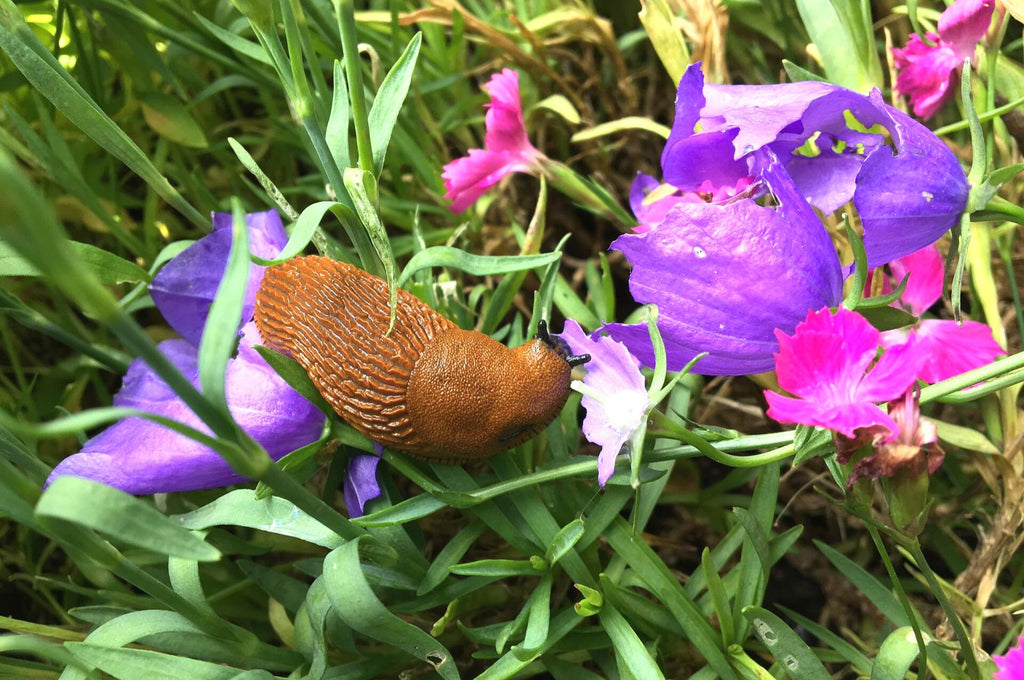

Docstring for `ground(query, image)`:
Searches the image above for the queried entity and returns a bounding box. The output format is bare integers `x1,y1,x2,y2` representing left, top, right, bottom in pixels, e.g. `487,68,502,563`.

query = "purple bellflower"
49,211,380,512
558,320,648,486
654,63,969,267
604,150,844,375
442,69,545,213
892,0,995,119
874,244,1005,384
996,636,1024,680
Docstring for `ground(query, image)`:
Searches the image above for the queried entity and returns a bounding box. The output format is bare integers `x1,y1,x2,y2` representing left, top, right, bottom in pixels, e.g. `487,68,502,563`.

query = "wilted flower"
558,320,648,486
604,150,844,375
46,211,382,502
892,0,995,119
442,69,545,213
995,635,1024,680
650,63,969,267
764,307,925,439
874,244,1005,383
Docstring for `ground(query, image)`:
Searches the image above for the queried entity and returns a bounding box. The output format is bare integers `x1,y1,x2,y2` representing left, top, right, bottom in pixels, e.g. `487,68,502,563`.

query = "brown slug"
253,256,589,462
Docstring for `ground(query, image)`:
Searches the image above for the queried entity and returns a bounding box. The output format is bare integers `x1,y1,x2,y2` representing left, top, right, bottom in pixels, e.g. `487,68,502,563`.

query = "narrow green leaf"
139,92,208,148
398,247,561,287
638,0,689,83
352,493,448,528
368,33,422,175
570,116,670,142
253,347,331,415
197,202,250,411
777,605,872,674
793,0,881,91
323,539,460,680
227,138,299,222
449,559,544,578
325,60,351,171
520,573,552,652
36,478,220,561
192,13,273,65
174,489,355,546
343,168,396,326
598,603,667,680
701,548,734,646
544,519,585,568
65,643,267,680
742,606,831,680
815,540,911,627
417,521,486,596
0,241,149,284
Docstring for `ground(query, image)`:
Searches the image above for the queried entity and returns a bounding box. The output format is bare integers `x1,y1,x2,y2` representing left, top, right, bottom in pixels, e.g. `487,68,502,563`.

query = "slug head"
405,329,573,461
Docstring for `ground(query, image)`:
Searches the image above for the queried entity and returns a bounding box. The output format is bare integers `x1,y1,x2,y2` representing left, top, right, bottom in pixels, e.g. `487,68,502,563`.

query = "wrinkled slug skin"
253,256,572,462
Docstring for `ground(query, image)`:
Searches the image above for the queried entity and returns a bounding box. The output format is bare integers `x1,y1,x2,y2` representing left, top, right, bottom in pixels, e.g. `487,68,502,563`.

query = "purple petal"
149,210,288,345
344,446,382,518
853,95,969,268
604,151,843,375
48,323,325,495
559,320,647,486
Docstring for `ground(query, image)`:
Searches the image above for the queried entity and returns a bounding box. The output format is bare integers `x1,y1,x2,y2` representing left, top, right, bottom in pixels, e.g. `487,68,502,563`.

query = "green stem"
920,350,1024,403
648,410,794,467
866,523,930,680
336,0,374,173
904,539,981,680
972,195,1024,226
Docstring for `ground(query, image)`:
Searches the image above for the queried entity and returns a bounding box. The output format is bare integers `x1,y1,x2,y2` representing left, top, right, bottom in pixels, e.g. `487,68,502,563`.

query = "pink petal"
888,244,944,315
852,337,926,402
912,319,1005,383
892,34,961,119
938,0,995,59
765,391,898,439
482,69,537,156
442,149,530,214
994,635,1024,680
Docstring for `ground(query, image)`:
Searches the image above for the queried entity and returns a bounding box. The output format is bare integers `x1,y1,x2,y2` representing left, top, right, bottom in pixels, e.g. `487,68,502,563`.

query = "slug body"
254,256,572,462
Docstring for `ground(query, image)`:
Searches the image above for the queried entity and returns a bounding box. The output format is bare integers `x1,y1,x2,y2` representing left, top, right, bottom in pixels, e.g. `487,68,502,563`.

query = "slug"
253,256,589,462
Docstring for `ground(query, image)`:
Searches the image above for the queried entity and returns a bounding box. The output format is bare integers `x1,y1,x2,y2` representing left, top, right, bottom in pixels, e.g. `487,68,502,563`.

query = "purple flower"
442,69,545,213
995,635,1024,680
653,64,969,268
344,443,383,518
558,320,648,486
149,210,288,347
48,324,325,494
604,150,844,375
47,210,342,497
892,0,995,119
874,244,1005,383
764,307,926,440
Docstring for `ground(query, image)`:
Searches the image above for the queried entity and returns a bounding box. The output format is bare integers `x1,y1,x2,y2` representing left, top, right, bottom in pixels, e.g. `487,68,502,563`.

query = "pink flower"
442,69,545,213
874,244,1005,383
995,635,1024,680
892,0,995,119
764,307,926,440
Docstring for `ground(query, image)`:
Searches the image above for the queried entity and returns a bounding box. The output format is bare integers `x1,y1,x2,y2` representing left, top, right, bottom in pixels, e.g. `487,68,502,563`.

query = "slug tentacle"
255,256,573,462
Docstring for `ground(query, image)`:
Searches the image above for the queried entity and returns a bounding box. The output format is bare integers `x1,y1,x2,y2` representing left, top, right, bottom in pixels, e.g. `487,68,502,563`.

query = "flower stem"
648,409,794,467
336,0,374,174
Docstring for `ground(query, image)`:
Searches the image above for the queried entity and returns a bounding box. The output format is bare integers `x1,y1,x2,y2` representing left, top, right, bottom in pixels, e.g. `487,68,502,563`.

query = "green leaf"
815,540,911,627
323,539,460,680
869,627,924,680
174,489,353,547
352,493,448,528
570,116,670,142
742,607,831,680
931,417,1001,455
65,643,269,680
417,521,486,596
777,605,872,674
638,0,689,83
253,347,331,416
343,168,396,326
792,425,836,466
598,603,667,680
535,94,580,125
139,92,208,148
227,138,299,222
197,203,250,412
0,2,205,227
544,519,585,568
325,60,351,171
793,0,882,91
781,60,828,83
449,559,544,577
0,241,150,284
368,33,422,176
701,548,734,646
397,247,561,287
36,478,220,561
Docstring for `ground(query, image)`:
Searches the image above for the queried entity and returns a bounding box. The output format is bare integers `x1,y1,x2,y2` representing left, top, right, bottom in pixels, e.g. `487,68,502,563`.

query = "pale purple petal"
881,319,1004,384
558,320,647,486
344,444,382,518
47,323,325,495
853,95,970,267
994,635,1024,680
604,151,843,375
149,210,288,345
